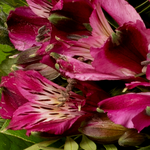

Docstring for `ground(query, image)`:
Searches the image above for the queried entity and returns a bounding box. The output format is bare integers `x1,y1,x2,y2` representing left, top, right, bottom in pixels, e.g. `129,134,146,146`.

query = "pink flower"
91,21,150,79
7,6,51,51
47,0,150,81
90,0,150,79
98,89,150,132
7,0,93,51
50,53,121,81
0,70,104,135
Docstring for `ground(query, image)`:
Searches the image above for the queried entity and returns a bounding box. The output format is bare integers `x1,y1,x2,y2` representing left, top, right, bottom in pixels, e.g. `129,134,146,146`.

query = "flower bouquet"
1,0,150,149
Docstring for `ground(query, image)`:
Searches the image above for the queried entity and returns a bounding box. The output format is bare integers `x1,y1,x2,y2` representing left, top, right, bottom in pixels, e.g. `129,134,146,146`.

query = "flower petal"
26,0,53,18
91,21,148,79
7,6,51,51
90,1,113,38
8,100,87,135
98,93,150,130
0,74,28,119
52,54,122,81
100,0,144,26
132,110,150,132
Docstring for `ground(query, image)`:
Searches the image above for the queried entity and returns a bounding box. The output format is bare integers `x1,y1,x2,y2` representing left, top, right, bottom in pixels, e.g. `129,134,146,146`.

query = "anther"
38,25,46,34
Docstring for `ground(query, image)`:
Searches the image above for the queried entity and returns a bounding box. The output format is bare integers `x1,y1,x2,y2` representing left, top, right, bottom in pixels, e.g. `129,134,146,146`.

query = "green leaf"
24,140,59,150
0,0,27,8
0,2,14,14
0,45,16,64
0,56,18,79
0,119,32,150
0,117,5,128
103,144,118,150
0,120,47,144
138,145,150,150
80,135,97,150
64,137,79,150
0,132,32,150
39,148,63,150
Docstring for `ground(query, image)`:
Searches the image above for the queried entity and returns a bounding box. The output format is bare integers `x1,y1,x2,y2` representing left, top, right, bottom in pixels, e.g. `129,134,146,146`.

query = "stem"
135,0,149,9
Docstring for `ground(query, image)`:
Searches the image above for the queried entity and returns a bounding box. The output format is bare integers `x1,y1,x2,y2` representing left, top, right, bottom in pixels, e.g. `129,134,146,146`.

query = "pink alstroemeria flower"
50,53,120,81
45,0,149,81
7,0,93,51
0,70,101,135
91,20,150,79
98,81,150,132
7,6,51,51
90,0,150,79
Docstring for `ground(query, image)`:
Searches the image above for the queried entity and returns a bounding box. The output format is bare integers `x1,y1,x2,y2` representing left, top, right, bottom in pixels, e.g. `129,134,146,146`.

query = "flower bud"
16,46,41,65
24,63,60,80
79,113,127,144
118,129,147,147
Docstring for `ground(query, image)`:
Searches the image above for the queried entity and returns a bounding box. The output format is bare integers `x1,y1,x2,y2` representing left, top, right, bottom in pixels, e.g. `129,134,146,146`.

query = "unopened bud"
24,63,60,80
79,114,127,144
16,46,41,65
118,129,146,147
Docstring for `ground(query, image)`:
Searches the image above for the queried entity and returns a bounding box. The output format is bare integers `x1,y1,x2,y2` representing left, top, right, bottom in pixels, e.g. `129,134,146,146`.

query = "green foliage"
0,133,32,150
64,137,79,150
24,140,61,150
0,56,18,80
138,145,150,150
0,120,51,150
0,45,16,63
0,0,27,8
0,2,13,14
103,144,118,150
80,135,97,150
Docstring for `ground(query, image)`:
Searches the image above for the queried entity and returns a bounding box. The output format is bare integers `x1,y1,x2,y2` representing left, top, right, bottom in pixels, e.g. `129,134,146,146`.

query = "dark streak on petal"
43,89,54,95
49,112,59,115
38,99,50,101
41,106,53,110
33,118,47,125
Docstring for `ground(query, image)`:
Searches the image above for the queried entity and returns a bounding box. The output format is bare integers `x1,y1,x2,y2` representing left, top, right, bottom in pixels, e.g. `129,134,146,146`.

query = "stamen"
58,97,66,102
38,25,46,34
36,34,45,42
141,60,150,66
45,44,54,52
29,53,36,58
57,79,77,107
78,104,81,111
122,87,127,93
57,102,65,107
36,26,51,42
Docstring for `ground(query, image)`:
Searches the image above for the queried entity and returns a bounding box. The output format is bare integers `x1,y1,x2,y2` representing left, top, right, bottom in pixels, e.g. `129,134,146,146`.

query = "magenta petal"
132,110,150,132
26,0,52,18
126,81,150,90
100,0,144,26
90,1,113,38
7,6,50,51
10,70,65,103
98,93,150,130
0,74,28,119
55,55,120,81
53,0,93,23
91,21,148,79
8,100,87,135
146,65,150,80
